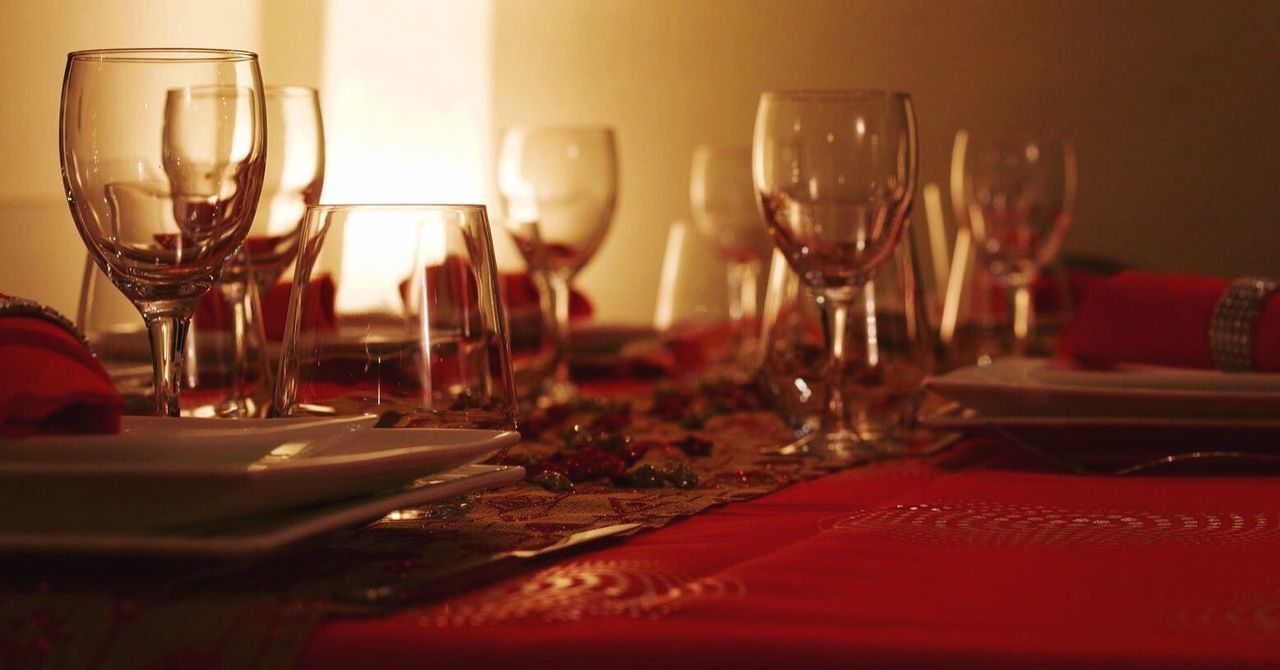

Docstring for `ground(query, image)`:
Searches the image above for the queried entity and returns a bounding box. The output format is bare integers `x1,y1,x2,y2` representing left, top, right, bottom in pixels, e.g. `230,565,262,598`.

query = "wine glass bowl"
690,145,771,373
755,91,917,298
952,130,1076,352
691,145,771,265
233,86,325,284
753,90,918,459
60,48,266,415
205,85,325,417
498,126,617,279
497,125,618,402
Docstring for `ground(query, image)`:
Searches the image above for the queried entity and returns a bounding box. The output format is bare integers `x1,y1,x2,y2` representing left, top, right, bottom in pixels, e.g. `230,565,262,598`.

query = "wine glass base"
184,395,267,419
699,358,761,386
214,398,258,419
766,430,887,464
534,378,579,408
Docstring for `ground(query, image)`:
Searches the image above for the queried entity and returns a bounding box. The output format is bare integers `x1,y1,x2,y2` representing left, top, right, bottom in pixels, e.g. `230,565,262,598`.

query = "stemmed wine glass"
753,90,918,460
60,49,267,417
690,145,772,374
212,85,324,417
497,126,618,403
952,130,1076,354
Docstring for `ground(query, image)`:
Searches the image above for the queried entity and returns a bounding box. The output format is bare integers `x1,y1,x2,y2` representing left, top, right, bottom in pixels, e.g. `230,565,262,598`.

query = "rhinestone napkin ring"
0,295,93,352
1210,276,1278,372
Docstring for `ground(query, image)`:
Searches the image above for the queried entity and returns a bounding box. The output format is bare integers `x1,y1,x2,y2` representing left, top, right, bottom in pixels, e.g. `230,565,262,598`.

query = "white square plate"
922,414,1280,453
924,357,1280,419
0,464,524,558
0,416,520,533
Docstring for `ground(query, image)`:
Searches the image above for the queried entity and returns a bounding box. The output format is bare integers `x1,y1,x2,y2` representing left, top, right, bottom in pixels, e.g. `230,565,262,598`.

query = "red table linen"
301,450,1280,669
0,299,121,436
500,273,593,321
196,272,590,340
195,276,338,341
1057,270,1280,370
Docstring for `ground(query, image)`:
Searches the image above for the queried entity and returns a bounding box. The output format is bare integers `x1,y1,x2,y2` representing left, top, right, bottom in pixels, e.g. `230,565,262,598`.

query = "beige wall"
493,0,1280,323
0,0,261,313
4,1,1279,324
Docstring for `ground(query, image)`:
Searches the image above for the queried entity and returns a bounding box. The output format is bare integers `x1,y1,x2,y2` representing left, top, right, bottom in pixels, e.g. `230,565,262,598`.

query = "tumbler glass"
273,205,518,429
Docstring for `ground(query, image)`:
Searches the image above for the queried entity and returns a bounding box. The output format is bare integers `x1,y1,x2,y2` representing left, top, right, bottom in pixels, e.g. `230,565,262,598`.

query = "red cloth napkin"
567,324,677,380
0,296,121,436
198,267,592,343
195,276,338,341
980,268,1109,317
499,274,592,320
1057,270,1280,370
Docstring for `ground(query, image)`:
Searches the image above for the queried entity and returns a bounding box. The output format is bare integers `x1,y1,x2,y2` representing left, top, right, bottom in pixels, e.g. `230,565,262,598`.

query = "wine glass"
690,145,772,375
952,130,1076,355
497,126,618,403
209,85,325,417
753,90,918,460
60,49,266,417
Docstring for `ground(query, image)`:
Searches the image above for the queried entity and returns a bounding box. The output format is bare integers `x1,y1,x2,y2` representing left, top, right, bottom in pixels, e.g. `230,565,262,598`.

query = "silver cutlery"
332,522,642,610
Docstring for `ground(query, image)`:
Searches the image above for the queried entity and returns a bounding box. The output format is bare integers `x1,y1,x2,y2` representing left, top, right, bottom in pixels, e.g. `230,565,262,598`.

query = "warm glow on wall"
318,0,492,205
315,0,494,300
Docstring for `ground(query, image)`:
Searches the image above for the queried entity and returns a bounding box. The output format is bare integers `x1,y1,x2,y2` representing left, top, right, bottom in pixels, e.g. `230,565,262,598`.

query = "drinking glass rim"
956,128,1075,146
266,84,320,98
67,48,258,63
501,124,616,136
692,143,751,155
306,204,488,213
760,89,911,101
164,84,317,100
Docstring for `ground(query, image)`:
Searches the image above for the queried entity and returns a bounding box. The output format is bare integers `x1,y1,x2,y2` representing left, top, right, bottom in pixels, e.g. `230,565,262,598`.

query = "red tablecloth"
301,447,1280,669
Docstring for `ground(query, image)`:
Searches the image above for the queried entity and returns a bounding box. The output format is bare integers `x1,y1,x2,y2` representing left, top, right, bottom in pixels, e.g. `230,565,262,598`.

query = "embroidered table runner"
0,380,856,669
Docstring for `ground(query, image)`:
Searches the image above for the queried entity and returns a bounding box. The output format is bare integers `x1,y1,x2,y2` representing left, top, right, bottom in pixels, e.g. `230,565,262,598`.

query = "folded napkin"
568,324,677,380
0,295,122,436
976,268,1109,318
417,260,592,326
1057,271,1280,371
499,273,593,320
198,266,591,343
195,276,339,340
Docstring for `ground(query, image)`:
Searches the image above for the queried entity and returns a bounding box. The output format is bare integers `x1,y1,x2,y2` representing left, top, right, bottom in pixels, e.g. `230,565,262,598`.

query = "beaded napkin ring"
0,295,94,352
1209,276,1278,372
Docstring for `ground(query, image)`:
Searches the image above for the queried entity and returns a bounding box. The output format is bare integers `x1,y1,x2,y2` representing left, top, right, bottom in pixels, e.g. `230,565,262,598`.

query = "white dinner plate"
8,415,380,454
0,464,525,558
0,416,521,533
922,414,1280,453
924,357,1280,419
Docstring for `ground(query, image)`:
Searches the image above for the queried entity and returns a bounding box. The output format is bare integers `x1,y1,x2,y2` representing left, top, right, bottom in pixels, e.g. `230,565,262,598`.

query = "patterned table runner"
0,379,896,669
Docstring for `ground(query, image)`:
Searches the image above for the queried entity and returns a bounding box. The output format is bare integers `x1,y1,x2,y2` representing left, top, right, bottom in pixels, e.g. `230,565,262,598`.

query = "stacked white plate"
0,416,523,556
922,357,1280,451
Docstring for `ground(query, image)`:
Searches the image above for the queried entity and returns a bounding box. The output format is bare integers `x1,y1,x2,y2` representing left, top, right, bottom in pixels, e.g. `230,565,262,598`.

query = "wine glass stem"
222,280,251,407
820,297,855,438
726,261,761,359
1009,281,1033,355
144,311,192,417
221,275,272,414
548,272,573,385
249,276,274,393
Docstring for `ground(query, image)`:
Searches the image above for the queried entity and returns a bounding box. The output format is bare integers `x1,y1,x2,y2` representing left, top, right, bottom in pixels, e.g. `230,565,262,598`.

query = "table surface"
3,376,1278,670
298,442,1280,670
